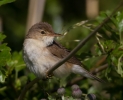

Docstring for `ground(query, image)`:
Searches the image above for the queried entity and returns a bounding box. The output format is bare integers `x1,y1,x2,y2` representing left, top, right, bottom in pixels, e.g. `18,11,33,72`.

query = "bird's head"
26,22,62,45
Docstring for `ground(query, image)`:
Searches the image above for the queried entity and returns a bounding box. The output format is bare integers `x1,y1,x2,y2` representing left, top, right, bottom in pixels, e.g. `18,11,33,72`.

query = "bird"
23,22,104,83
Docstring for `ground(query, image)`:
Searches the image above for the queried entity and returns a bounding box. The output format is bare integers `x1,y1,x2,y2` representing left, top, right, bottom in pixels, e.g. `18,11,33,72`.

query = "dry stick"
18,1,123,100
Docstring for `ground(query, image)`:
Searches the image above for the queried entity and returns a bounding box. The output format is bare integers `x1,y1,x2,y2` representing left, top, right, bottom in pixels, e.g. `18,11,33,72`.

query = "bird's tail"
72,65,105,83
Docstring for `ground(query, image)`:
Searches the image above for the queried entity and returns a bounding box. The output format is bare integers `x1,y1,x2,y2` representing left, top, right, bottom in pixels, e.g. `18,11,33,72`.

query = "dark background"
0,0,121,51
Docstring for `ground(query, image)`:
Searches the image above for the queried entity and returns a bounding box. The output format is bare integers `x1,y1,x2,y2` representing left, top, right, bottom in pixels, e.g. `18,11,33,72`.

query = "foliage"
96,11,123,78
0,11,123,100
0,1,123,100
0,33,11,83
0,0,15,6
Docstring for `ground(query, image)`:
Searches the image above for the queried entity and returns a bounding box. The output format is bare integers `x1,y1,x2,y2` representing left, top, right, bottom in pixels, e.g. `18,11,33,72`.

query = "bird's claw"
45,70,54,79
46,74,53,79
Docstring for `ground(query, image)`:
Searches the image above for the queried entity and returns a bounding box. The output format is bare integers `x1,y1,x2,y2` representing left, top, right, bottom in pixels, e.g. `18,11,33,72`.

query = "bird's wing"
47,41,82,65
47,41,106,83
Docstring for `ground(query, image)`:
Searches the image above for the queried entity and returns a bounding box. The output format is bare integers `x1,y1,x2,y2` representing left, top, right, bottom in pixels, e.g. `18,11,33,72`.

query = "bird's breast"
23,39,71,78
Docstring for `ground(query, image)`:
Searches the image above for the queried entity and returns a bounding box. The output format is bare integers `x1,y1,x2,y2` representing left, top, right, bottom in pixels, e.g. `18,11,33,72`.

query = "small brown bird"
23,22,104,83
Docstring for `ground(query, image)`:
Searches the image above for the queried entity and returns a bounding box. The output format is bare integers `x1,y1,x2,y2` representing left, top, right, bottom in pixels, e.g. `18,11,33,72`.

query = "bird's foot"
46,74,53,79
44,71,54,80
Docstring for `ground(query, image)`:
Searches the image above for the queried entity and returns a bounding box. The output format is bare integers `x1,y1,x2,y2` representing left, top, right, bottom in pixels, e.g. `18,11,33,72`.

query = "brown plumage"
47,41,82,66
47,40,105,83
23,22,105,83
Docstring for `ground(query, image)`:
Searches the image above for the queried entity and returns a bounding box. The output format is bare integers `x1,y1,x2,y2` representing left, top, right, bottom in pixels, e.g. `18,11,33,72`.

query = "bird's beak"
50,33,63,37
55,33,63,36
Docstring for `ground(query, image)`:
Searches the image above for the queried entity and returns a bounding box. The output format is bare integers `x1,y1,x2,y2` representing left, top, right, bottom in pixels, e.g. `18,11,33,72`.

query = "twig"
18,78,39,100
46,0,123,75
18,1,123,99
50,64,108,92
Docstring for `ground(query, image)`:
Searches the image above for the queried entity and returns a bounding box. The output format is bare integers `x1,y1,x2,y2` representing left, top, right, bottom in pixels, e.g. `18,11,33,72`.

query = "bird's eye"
41,31,45,34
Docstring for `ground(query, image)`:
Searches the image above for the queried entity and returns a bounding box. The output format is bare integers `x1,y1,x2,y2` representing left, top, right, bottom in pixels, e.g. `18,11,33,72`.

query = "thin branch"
46,0,123,75
51,64,108,93
18,78,39,100
18,1,123,100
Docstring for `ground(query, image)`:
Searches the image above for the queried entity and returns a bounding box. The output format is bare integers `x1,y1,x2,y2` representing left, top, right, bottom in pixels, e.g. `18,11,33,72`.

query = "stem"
18,78,39,100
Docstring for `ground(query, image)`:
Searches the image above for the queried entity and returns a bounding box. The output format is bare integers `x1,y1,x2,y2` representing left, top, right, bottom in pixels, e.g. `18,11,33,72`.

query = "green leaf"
8,51,25,72
118,19,123,34
0,43,11,83
0,33,6,42
0,0,15,6
0,34,11,83
117,54,123,77
96,11,111,23
105,66,112,81
15,79,21,90
114,12,123,44
0,43,11,67
0,70,6,83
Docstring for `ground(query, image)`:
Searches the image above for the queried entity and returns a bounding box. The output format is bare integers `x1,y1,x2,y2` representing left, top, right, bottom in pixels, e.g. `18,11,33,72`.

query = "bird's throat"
42,36,54,46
